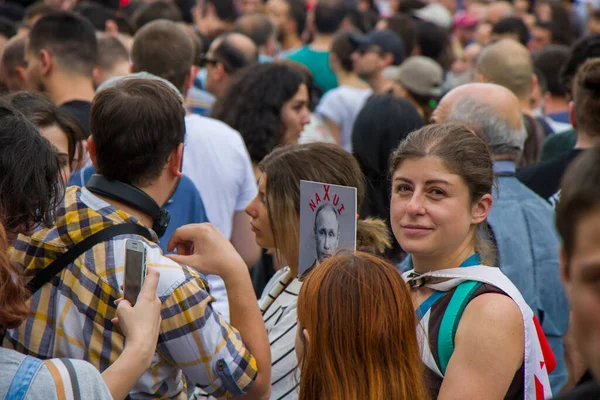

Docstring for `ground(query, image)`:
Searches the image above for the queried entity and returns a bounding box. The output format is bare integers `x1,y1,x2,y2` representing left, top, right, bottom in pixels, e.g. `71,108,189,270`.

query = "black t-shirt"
551,380,600,399
59,100,91,137
516,149,583,206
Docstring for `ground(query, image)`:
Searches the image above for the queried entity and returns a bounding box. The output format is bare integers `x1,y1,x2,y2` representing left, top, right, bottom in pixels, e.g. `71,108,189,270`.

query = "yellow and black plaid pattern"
3,187,258,399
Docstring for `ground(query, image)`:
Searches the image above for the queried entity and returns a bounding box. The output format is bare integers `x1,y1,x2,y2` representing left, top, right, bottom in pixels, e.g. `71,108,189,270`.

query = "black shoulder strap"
26,224,153,297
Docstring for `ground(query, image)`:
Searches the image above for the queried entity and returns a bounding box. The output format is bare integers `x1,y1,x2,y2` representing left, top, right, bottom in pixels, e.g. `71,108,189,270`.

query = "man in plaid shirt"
3,78,271,399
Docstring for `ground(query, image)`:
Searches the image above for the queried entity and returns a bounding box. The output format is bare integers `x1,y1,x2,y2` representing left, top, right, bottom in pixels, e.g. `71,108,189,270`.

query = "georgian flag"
403,266,555,400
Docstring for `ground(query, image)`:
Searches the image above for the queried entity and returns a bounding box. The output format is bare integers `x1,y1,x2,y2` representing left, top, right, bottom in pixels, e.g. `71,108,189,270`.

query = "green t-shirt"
540,129,577,162
286,46,338,94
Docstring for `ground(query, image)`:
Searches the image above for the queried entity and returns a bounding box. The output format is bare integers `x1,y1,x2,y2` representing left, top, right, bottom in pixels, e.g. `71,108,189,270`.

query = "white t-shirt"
315,85,372,152
183,114,258,321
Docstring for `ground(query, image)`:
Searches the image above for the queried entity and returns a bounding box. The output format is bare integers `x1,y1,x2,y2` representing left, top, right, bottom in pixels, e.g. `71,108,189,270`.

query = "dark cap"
350,29,405,66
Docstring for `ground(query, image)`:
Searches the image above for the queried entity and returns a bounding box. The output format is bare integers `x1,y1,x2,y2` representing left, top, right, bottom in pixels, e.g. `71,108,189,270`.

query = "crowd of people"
0,0,600,399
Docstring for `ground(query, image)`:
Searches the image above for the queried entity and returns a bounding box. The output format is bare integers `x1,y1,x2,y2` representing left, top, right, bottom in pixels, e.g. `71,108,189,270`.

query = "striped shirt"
260,267,301,400
3,187,257,399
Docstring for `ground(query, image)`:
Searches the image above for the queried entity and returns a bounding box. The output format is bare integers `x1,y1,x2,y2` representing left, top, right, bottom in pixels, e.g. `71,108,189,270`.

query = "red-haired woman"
295,251,430,400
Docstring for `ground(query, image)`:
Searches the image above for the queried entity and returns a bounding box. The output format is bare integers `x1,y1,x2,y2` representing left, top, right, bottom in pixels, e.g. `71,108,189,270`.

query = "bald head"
476,39,533,101
210,32,258,72
235,13,275,49
434,83,526,160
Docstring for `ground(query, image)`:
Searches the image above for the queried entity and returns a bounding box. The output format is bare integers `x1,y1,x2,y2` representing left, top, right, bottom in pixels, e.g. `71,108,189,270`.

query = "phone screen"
124,241,146,305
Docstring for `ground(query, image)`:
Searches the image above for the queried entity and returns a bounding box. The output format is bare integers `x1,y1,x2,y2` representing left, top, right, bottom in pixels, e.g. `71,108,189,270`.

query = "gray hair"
446,98,526,161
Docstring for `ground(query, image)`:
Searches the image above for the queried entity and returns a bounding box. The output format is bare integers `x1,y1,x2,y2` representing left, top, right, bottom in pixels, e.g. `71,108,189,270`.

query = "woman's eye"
396,185,411,193
429,188,446,196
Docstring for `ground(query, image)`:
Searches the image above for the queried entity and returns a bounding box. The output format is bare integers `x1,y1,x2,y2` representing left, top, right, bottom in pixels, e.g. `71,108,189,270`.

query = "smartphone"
124,239,147,306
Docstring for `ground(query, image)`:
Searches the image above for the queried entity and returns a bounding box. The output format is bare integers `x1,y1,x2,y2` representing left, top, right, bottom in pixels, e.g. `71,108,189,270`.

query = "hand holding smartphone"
124,239,147,306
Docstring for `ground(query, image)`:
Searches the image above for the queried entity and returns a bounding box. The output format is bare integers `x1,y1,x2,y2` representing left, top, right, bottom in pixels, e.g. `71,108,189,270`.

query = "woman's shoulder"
0,351,111,400
39,358,112,400
459,285,524,340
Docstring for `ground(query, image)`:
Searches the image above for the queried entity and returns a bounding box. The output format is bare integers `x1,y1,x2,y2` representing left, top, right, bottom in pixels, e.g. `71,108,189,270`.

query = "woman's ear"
471,193,493,224
303,328,310,345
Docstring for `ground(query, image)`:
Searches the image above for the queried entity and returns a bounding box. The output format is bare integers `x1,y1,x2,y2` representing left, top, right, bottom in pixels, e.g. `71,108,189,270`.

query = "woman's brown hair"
0,223,30,331
1,91,87,171
297,251,429,400
259,143,391,271
389,122,497,266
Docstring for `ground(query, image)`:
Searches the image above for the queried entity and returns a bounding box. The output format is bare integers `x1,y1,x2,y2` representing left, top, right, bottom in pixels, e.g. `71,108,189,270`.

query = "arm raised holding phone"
103,267,163,400
166,223,272,400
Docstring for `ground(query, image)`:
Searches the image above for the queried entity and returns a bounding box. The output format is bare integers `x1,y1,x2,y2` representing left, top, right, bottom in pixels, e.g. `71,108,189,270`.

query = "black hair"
314,0,348,34
212,33,258,73
132,0,183,31
352,94,423,262
91,78,186,186
492,16,529,45
385,14,417,56
206,0,237,23
534,44,570,97
278,59,319,111
346,8,380,33
556,144,600,263
287,0,307,37
560,34,600,97
175,0,195,23
0,103,62,233
0,16,16,40
416,21,453,69
28,11,98,76
235,13,275,47
211,63,305,164
0,3,24,23
74,2,113,31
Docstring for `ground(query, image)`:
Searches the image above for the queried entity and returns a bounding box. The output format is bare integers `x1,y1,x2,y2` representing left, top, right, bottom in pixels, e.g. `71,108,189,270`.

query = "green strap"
437,281,483,375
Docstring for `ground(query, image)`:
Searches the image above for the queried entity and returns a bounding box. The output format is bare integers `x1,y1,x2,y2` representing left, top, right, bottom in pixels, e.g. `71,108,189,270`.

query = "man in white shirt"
131,20,261,320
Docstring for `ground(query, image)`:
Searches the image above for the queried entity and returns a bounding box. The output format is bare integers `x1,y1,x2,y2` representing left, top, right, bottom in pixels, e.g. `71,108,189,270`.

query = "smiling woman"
390,123,555,400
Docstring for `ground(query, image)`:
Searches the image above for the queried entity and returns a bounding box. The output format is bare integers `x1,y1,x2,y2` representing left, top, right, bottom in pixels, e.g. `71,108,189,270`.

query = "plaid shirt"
3,187,257,399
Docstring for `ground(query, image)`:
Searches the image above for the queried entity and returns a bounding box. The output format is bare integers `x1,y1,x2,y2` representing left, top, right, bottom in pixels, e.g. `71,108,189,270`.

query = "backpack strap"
437,280,483,375
6,355,44,400
26,223,153,297
43,358,83,400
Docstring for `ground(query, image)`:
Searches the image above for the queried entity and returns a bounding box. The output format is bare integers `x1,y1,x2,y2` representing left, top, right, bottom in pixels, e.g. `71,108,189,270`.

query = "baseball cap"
383,56,444,98
350,29,406,66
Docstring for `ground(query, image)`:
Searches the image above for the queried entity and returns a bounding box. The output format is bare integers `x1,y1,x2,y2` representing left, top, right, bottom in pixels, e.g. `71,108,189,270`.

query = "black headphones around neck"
86,174,170,238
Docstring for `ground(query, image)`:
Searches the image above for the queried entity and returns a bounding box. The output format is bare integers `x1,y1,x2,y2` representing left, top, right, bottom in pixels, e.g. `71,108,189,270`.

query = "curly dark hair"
210,63,305,164
0,103,63,234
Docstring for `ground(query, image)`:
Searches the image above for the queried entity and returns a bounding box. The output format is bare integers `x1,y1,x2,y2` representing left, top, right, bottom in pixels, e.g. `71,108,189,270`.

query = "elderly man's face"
315,207,339,261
